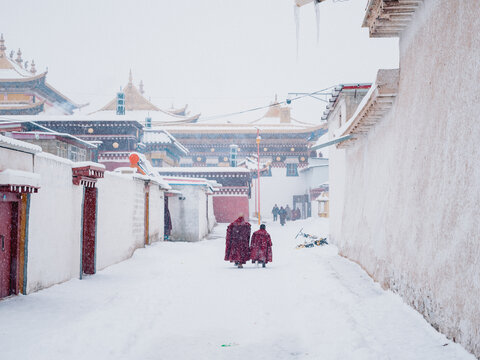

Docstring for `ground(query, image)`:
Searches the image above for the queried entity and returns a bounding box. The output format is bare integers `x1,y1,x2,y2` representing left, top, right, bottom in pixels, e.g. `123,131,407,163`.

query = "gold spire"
30,59,36,74
0,34,6,57
128,69,133,87
139,80,144,95
15,48,23,66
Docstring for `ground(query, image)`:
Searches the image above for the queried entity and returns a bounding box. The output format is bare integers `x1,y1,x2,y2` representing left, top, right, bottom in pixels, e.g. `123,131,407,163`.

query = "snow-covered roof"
162,176,220,193
157,167,251,173
91,71,200,124
0,169,41,188
0,134,42,153
142,129,189,155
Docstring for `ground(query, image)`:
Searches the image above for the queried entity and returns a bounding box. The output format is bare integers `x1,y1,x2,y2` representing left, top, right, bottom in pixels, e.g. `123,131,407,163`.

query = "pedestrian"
224,214,251,268
250,224,272,268
164,207,172,240
285,205,292,221
279,206,287,226
293,207,301,221
272,204,279,221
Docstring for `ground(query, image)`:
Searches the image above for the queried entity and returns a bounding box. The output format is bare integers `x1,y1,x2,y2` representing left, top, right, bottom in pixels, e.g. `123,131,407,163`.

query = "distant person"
293,207,301,221
285,205,292,221
279,206,287,226
164,207,172,240
250,224,272,268
224,214,251,268
272,204,279,221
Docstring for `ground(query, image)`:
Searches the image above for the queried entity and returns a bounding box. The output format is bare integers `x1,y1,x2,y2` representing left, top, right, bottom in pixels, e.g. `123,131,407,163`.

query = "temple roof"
161,95,323,134
0,34,81,114
94,71,201,124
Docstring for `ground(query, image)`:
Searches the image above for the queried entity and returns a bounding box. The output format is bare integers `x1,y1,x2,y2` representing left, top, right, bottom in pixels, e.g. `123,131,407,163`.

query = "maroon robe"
224,217,251,265
250,229,273,263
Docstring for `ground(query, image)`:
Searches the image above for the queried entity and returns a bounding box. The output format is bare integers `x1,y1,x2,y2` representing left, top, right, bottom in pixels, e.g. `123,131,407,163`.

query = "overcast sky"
1,0,398,122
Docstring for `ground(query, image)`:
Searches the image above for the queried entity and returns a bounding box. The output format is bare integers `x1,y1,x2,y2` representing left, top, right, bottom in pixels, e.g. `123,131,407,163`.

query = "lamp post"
256,129,261,225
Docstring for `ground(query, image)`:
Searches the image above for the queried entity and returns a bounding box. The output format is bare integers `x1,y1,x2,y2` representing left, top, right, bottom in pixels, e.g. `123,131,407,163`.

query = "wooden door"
82,187,97,275
0,202,12,298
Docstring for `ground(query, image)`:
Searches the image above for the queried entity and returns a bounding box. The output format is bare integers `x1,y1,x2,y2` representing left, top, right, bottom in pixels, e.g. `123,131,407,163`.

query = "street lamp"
255,128,261,225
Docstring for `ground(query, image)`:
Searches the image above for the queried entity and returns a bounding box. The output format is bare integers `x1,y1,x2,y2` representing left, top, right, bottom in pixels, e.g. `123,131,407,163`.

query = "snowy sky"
1,0,398,122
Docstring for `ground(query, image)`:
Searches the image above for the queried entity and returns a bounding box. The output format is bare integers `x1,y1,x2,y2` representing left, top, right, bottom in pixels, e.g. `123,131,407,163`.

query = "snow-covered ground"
0,219,474,360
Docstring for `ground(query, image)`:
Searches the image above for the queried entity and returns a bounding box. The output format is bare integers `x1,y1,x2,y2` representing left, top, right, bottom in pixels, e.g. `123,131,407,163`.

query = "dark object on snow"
278,207,287,226
225,216,251,267
272,204,279,221
164,207,172,240
250,226,273,265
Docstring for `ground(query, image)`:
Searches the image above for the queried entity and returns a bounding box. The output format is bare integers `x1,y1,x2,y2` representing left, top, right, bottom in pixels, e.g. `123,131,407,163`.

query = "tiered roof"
91,71,201,124
0,34,80,115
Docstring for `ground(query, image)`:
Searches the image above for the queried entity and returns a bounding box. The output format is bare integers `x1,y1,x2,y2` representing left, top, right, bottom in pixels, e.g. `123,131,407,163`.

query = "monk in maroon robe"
250,224,272,267
225,215,251,268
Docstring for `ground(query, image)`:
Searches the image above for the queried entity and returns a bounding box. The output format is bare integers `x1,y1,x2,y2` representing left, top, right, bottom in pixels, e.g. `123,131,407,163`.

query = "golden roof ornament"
0,34,6,56
139,80,144,95
15,48,23,66
128,69,133,87
30,59,36,74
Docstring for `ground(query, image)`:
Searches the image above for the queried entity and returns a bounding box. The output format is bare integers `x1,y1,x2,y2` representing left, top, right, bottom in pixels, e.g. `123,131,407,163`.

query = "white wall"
96,173,146,270
27,153,83,293
169,185,210,242
0,147,34,173
207,195,216,231
250,167,306,220
330,1,480,356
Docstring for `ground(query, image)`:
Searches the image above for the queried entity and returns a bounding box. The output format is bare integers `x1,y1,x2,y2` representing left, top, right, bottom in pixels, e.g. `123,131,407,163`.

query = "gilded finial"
0,34,6,56
139,80,144,94
30,59,36,74
128,69,133,86
15,48,23,66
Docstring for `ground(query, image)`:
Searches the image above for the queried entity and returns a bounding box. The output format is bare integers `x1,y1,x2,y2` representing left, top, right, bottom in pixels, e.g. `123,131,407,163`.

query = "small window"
286,163,298,177
151,158,163,167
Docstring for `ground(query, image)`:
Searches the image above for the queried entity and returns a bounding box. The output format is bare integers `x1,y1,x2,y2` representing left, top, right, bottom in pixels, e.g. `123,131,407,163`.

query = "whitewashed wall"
169,185,209,242
0,147,34,173
330,1,480,356
250,167,306,220
207,195,216,231
148,185,164,244
96,173,146,270
27,153,83,293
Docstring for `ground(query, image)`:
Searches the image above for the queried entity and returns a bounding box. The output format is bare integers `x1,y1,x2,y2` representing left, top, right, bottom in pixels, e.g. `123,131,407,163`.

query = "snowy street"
0,219,474,360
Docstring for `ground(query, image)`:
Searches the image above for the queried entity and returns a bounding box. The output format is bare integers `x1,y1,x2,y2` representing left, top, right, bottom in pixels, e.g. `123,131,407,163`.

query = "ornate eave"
72,164,105,187
363,0,423,38
0,101,45,115
337,69,399,148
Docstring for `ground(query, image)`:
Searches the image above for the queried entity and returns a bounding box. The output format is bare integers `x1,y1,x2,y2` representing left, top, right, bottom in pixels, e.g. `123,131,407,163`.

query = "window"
151,158,163,167
286,163,298,177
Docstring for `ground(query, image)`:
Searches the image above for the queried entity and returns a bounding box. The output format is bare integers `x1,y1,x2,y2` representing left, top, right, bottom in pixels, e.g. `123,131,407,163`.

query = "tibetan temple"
0,35,80,115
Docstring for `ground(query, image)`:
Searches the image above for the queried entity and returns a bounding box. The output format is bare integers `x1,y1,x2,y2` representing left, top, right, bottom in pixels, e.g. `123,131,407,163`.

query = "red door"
82,187,97,275
0,202,12,298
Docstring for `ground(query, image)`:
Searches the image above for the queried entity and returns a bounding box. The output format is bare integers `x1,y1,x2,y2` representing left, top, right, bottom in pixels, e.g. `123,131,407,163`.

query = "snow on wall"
148,185,164,244
27,153,83,293
330,1,480,356
96,173,146,270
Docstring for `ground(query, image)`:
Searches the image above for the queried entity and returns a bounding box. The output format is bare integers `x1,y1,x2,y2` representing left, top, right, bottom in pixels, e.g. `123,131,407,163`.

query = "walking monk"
250,224,272,268
224,214,251,268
